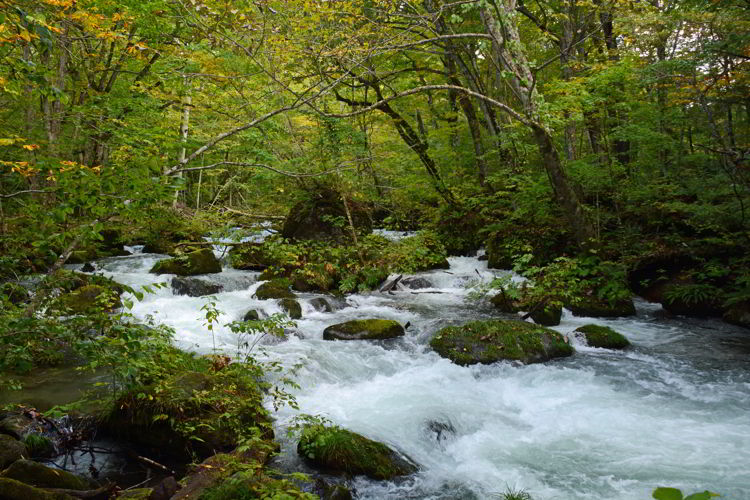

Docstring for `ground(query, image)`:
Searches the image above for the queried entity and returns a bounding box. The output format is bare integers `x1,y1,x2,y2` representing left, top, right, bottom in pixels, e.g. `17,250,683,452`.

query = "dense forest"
0,0,748,499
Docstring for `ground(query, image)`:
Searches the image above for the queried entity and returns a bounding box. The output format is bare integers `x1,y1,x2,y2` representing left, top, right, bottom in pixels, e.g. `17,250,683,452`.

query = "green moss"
48,284,121,314
254,279,295,300
150,248,222,276
529,305,562,326
104,368,271,460
323,319,405,340
430,319,574,365
575,324,630,349
117,488,155,499
569,297,635,318
229,243,273,271
22,434,55,458
0,434,28,469
1,459,89,490
0,477,75,500
297,425,416,480
279,298,302,319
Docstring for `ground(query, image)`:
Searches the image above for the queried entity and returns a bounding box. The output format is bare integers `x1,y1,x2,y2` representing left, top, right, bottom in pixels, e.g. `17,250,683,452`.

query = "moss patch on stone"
0,435,28,469
297,425,416,480
323,319,405,341
103,368,270,461
279,298,302,319
529,305,562,326
430,319,573,365
575,324,630,349
150,248,222,276
254,279,295,300
0,477,75,500
1,459,89,490
569,297,636,318
229,243,273,271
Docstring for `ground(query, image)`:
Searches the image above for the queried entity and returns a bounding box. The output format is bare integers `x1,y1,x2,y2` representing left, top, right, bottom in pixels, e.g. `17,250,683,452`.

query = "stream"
64,233,750,500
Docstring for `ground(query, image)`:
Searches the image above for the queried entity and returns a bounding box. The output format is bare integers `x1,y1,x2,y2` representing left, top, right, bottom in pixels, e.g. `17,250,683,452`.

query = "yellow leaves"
18,29,32,43
22,144,40,151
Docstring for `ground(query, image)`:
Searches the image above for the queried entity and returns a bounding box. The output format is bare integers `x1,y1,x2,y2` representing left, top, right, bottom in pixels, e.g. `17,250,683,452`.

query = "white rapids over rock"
72,247,750,500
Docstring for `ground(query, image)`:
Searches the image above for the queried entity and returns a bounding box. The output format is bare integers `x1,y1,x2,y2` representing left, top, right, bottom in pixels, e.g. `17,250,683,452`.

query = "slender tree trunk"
174,86,192,206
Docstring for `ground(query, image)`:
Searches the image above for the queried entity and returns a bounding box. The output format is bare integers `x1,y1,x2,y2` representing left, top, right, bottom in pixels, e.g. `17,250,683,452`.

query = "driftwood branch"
223,207,285,220
44,482,115,499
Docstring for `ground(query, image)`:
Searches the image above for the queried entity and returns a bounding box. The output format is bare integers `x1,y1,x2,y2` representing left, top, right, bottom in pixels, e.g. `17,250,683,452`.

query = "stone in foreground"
323,319,404,341
297,424,416,480
430,319,573,365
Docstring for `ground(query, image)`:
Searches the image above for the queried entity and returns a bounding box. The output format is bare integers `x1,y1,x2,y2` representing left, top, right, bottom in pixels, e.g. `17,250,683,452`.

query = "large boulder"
323,319,405,341
149,249,221,276
297,425,416,480
280,298,302,319
0,460,88,490
254,279,295,300
430,319,573,365
309,298,333,312
574,324,630,349
103,370,269,461
568,296,636,318
282,188,372,242
0,435,27,470
171,277,223,297
529,305,562,326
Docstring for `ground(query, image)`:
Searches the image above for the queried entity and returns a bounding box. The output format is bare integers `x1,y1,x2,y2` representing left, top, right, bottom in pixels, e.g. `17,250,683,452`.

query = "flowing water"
69,237,750,500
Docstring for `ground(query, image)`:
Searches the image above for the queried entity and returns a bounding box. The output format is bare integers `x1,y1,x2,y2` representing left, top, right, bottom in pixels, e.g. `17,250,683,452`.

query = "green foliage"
652,487,719,500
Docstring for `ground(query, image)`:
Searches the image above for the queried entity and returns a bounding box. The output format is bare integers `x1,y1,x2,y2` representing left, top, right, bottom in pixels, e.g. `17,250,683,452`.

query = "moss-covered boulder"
661,283,724,317
229,243,273,271
282,188,372,242
280,298,302,319
149,248,221,276
430,319,573,365
723,301,750,329
48,284,122,314
0,460,88,490
0,477,75,500
297,425,416,480
243,309,262,321
254,279,295,300
291,266,337,293
0,435,27,469
575,324,630,349
529,305,562,326
103,369,270,461
569,296,636,318
323,319,405,341
22,434,55,459
384,232,449,273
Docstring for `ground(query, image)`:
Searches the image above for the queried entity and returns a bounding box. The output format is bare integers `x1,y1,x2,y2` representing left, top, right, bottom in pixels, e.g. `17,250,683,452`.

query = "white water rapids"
73,239,750,500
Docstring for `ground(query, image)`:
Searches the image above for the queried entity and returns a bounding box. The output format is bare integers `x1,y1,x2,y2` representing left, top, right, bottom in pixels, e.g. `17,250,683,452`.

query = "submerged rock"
0,435,27,469
430,319,573,365
297,425,416,480
171,276,223,297
280,298,302,319
400,277,433,290
323,319,405,341
569,296,636,318
149,249,221,276
309,297,333,312
254,279,295,300
574,324,630,349
1,459,89,490
315,479,353,500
